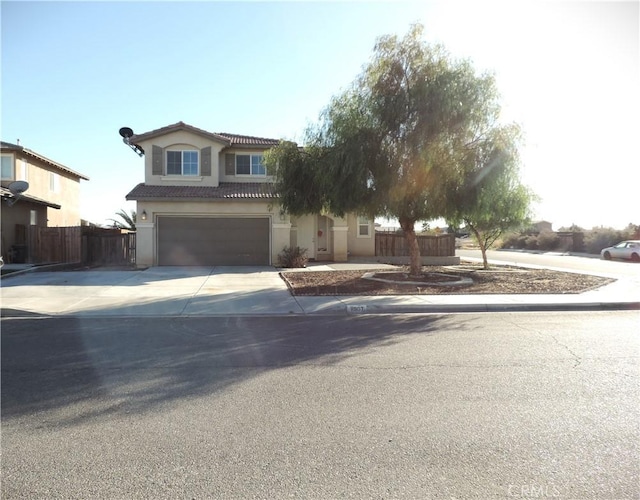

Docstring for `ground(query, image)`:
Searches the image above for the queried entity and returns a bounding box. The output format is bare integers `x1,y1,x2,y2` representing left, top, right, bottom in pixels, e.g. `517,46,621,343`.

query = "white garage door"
157,217,270,266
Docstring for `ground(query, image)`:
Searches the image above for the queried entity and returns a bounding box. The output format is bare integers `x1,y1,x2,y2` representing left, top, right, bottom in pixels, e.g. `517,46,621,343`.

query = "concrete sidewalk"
1,263,638,317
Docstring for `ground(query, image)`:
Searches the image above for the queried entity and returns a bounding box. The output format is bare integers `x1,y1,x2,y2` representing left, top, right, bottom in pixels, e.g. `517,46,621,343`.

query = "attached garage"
157,216,270,266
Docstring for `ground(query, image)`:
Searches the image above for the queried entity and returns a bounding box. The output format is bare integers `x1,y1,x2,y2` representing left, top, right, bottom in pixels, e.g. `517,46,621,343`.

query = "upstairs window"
167,150,199,176
236,154,265,176
1,155,14,180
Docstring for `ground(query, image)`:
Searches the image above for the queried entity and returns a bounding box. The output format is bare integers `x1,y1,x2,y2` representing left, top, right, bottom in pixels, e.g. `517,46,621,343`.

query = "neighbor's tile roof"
126,182,277,201
130,122,280,147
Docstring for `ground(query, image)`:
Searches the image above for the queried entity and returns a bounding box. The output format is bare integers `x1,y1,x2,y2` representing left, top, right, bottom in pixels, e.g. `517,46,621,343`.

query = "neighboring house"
125,122,375,266
1,141,89,261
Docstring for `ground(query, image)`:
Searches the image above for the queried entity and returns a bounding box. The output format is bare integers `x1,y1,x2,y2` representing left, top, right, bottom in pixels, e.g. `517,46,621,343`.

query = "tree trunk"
399,217,422,277
469,225,489,269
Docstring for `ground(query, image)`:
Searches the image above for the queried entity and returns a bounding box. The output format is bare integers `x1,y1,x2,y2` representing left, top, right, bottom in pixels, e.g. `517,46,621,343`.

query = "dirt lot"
281,264,614,296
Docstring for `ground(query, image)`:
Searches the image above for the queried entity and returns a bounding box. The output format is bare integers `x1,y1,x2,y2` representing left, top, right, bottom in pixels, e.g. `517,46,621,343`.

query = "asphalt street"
2,312,638,499
458,249,640,279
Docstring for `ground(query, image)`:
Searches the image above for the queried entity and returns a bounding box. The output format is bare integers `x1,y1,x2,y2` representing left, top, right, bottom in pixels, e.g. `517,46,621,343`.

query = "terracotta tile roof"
216,133,280,147
126,182,277,201
130,121,280,147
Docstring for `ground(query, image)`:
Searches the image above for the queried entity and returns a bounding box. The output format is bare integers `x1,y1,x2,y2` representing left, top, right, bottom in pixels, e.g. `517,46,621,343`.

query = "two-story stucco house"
1,141,89,261
125,122,375,267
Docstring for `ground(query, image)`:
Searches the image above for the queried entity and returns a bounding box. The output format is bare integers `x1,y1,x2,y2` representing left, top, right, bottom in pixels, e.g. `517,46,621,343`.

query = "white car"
601,240,640,262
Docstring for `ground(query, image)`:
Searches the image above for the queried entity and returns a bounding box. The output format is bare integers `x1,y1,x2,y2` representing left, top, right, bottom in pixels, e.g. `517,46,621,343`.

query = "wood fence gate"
82,230,136,266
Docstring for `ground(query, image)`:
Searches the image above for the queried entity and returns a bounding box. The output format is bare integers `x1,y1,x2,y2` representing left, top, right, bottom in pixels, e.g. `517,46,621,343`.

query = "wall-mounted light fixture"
141,210,147,221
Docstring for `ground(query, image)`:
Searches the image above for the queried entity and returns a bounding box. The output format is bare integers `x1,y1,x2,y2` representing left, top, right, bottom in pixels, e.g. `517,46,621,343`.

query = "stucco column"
135,222,155,267
331,220,349,262
272,222,292,266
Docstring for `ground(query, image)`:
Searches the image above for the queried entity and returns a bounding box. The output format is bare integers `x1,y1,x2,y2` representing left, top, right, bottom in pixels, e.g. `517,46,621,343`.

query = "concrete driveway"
3,261,638,317
1,266,304,317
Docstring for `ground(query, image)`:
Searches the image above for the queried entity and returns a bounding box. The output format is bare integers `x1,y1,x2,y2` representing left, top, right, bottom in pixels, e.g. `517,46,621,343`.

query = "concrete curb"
1,262,83,279
2,302,638,319
343,302,640,314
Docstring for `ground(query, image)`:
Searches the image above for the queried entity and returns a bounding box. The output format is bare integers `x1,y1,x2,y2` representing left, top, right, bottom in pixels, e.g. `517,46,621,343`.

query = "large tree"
445,124,535,269
265,24,525,276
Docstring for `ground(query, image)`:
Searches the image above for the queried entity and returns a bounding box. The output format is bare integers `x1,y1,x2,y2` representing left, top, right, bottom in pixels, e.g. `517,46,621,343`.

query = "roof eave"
0,191,61,209
2,143,89,180
130,122,231,146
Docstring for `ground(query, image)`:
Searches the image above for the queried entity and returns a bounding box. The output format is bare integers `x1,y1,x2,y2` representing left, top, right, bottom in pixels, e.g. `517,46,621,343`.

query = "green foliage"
536,231,561,251
445,125,535,268
558,223,584,232
584,227,628,254
501,224,639,254
501,232,525,249
109,209,136,231
264,23,515,275
524,235,539,251
277,246,308,268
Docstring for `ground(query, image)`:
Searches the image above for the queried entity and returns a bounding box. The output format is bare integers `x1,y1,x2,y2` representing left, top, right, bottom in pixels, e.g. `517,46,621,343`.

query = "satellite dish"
119,127,134,139
119,126,145,157
8,180,29,195
5,180,29,206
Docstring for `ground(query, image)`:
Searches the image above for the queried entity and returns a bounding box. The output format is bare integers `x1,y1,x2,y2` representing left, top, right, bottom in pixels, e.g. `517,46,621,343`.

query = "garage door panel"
158,217,269,266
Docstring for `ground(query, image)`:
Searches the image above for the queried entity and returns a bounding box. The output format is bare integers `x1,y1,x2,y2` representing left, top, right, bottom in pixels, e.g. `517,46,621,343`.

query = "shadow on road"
1,314,460,428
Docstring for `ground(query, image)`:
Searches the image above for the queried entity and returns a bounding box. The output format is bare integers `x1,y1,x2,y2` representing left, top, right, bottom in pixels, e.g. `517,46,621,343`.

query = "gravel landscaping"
281,265,614,296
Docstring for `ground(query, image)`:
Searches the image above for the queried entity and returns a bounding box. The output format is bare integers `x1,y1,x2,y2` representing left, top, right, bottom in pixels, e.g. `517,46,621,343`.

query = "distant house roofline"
1,141,90,181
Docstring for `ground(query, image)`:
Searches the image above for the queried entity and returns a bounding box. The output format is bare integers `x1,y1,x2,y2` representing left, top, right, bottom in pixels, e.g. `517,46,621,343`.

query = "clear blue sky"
2,1,638,230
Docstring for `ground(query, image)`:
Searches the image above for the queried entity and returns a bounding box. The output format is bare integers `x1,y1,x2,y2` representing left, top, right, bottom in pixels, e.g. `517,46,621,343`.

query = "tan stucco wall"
1,151,84,227
134,200,290,266
46,171,81,226
346,213,375,257
290,213,375,261
135,131,225,187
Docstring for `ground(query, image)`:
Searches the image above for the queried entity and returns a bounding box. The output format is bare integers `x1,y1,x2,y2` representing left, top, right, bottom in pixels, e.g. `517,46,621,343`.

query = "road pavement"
458,248,640,278
2,312,638,499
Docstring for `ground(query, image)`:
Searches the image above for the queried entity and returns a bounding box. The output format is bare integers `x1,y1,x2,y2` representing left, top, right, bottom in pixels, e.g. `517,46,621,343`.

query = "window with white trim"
17,159,28,181
1,155,14,180
236,154,265,176
357,216,371,237
49,172,60,192
167,150,199,176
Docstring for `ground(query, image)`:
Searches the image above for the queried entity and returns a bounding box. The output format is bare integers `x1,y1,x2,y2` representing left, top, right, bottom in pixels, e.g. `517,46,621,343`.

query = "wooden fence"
28,226,82,264
25,226,135,266
82,229,136,266
375,232,455,257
